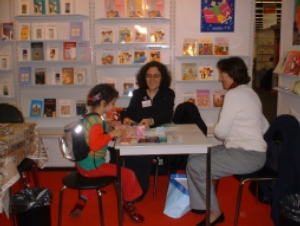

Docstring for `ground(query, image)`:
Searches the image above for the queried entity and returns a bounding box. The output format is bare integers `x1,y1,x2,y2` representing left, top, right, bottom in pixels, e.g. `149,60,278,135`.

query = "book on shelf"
29,100,43,117
103,77,116,88
213,90,227,107
181,63,197,80
69,22,83,40
101,49,115,65
43,98,56,117
76,100,87,116
149,26,165,43
63,42,76,60
122,77,135,96
199,65,213,80
182,92,196,104
1,23,14,41
61,0,73,14
31,42,44,61
51,67,62,85
100,27,114,44
0,53,10,70
134,25,147,42
198,37,213,55
118,27,132,43
19,43,31,61
126,0,145,17
18,0,31,15
133,48,147,64
33,0,46,15
48,0,60,14
214,37,229,55
18,23,30,41
31,23,45,40
62,67,74,85
45,23,57,40
1,80,12,98
74,68,87,85
148,48,161,62
104,0,125,17
34,68,46,85
196,89,210,108
118,49,133,64
47,44,59,61
182,38,197,56
282,51,300,75
18,67,32,86
59,99,71,117
145,0,164,17
77,42,91,61
274,51,289,74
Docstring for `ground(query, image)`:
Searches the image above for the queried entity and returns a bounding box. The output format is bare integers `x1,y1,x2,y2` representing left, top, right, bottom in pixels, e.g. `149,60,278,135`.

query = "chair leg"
255,181,259,205
153,157,159,200
31,164,39,187
97,189,104,226
58,185,67,226
234,182,245,226
9,188,16,226
215,179,220,194
114,180,122,226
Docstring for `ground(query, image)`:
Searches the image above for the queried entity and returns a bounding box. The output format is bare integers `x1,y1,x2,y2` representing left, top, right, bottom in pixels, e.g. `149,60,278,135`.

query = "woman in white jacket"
187,57,269,226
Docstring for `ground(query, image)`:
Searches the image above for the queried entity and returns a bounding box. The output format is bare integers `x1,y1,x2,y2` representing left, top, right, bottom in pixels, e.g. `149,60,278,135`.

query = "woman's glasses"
146,74,161,79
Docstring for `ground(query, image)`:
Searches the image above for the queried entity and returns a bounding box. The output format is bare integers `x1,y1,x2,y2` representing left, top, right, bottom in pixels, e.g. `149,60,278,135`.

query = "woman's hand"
139,118,152,128
123,117,135,126
109,129,124,138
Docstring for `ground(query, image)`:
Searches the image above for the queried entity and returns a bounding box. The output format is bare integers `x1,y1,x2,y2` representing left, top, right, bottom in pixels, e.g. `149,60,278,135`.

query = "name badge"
142,100,151,108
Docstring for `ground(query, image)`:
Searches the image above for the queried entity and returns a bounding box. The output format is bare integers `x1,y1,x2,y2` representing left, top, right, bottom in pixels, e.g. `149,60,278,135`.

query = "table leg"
115,148,123,226
206,147,211,226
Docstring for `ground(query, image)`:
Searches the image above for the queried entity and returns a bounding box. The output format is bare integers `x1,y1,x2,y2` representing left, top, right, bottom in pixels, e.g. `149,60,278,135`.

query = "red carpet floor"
1,171,274,226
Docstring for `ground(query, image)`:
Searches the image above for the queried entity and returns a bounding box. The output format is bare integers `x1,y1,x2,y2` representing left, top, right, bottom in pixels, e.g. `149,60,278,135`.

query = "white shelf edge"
97,64,170,68
19,84,92,88
175,55,249,60
15,14,89,18
175,80,220,83
274,87,300,98
95,17,170,23
18,60,91,63
16,40,90,43
96,43,169,48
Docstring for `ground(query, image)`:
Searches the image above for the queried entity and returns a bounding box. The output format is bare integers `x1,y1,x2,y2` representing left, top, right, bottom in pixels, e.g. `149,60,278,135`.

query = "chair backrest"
0,103,24,123
173,102,207,136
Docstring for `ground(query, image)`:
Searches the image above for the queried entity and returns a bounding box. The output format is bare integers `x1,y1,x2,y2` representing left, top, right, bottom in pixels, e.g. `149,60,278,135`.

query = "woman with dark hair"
187,57,269,226
122,61,175,198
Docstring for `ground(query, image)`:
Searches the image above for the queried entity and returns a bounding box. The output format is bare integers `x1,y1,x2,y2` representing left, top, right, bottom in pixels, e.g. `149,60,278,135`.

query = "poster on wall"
201,0,235,32
293,0,300,45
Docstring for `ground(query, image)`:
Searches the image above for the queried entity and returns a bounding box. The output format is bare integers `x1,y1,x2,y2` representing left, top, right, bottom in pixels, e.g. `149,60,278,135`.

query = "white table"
114,124,212,226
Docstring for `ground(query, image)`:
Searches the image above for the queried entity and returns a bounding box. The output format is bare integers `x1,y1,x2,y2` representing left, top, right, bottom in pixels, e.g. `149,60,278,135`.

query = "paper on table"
167,134,182,144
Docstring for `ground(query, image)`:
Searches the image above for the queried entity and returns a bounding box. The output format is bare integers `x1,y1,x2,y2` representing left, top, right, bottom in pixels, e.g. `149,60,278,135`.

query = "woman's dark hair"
136,61,172,89
217,57,251,84
87,84,118,107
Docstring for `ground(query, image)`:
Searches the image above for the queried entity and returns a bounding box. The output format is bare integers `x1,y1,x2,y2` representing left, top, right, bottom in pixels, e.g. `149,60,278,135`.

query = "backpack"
59,113,100,161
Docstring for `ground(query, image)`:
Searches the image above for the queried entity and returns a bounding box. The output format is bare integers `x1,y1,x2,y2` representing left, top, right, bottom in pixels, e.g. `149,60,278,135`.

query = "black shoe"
196,213,225,226
191,209,206,215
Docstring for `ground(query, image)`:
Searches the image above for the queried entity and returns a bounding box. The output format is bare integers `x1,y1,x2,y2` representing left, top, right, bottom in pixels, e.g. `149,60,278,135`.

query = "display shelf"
95,17,170,23
96,43,170,48
274,87,300,98
175,80,220,84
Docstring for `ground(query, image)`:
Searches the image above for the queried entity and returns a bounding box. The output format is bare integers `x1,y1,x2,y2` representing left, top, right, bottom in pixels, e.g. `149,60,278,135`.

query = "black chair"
58,172,120,226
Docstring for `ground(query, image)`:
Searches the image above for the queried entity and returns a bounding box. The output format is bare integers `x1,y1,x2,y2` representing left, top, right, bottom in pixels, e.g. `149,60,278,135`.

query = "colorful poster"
201,0,235,32
293,0,300,45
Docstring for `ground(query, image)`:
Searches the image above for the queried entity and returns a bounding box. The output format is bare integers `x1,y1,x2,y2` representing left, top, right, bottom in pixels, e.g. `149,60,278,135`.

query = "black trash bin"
279,194,300,226
10,187,52,226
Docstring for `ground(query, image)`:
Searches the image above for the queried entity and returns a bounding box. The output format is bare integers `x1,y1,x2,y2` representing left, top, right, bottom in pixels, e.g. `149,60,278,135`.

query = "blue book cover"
30,100,43,117
48,0,60,14
70,22,83,41
33,0,46,14
19,67,32,86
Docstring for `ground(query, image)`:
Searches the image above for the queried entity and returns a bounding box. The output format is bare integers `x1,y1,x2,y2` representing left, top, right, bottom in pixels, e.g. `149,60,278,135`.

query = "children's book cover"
100,27,114,43
103,77,116,88
181,63,197,80
34,68,46,85
118,49,133,64
105,0,125,17
198,37,213,55
19,0,31,15
134,25,147,42
63,42,76,60
30,100,43,117
122,78,135,96
62,67,74,85
19,43,31,61
69,22,82,40
213,89,227,107
196,89,210,108
76,100,87,116
148,48,161,62
0,54,10,70
19,67,32,86
145,0,164,17
31,23,45,40
59,99,71,117
126,0,145,17
1,23,14,41
48,0,60,14
182,38,197,56
118,28,132,43
283,51,300,75
199,65,214,80
149,26,165,43
274,51,289,74
47,44,59,61
45,23,57,40
183,92,196,104
77,42,91,61
43,98,56,117
31,42,44,61
74,68,87,85
214,37,229,55
33,0,46,14
101,49,115,65
133,49,147,64
201,0,235,32
18,23,30,41
51,67,62,85
1,80,12,98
